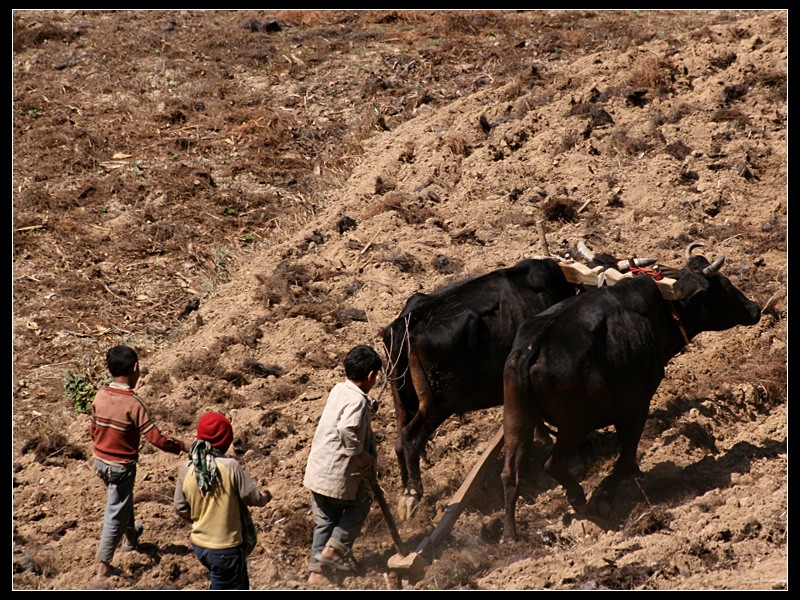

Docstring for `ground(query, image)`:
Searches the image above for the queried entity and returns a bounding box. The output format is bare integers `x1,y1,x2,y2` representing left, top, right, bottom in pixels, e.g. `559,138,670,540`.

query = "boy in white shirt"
303,345,382,585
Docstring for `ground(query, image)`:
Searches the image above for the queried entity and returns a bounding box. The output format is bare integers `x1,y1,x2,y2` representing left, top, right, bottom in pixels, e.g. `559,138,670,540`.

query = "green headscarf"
189,439,225,496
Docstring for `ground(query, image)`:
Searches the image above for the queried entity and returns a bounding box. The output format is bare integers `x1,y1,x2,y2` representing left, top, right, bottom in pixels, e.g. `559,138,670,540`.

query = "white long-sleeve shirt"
303,380,374,500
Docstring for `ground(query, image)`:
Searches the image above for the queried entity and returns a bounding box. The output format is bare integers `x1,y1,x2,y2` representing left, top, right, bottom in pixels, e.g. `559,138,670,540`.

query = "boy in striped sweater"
90,344,190,585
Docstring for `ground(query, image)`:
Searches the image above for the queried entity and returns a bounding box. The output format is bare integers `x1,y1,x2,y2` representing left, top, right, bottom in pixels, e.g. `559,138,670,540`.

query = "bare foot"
95,561,121,581
307,572,331,586
96,562,113,581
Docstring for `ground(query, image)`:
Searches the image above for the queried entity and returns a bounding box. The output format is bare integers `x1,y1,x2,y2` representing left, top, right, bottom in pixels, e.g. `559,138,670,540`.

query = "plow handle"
357,471,407,556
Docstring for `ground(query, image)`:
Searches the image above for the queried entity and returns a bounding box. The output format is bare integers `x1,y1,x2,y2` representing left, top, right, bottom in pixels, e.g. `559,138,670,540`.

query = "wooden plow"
384,426,505,587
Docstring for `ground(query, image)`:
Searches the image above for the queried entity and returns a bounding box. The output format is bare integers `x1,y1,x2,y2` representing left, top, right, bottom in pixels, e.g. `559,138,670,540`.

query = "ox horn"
575,239,595,261
685,241,705,261
702,254,725,276
616,257,658,272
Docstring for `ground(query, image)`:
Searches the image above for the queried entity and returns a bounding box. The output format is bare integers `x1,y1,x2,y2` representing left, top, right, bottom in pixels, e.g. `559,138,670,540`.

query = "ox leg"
394,428,410,493
592,402,649,516
403,414,435,496
396,349,449,521
543,431,589,514
390,364,421,519
396,411,445,520
613,398,650,479
392,395,412,493
532,421,554,449
396,417,423,521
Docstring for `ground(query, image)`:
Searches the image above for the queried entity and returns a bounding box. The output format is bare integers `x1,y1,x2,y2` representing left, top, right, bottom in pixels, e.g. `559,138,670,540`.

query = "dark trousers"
193,543,249,590
94,458,137,563
308,491,372,572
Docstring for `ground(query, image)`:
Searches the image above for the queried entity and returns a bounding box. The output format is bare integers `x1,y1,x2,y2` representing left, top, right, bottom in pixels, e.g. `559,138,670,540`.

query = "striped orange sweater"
90,385,184,464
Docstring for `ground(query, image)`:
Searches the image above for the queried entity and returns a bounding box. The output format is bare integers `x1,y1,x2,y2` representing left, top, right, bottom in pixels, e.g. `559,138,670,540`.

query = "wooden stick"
426,426,505,550
360,230,382,255
536,221,550,256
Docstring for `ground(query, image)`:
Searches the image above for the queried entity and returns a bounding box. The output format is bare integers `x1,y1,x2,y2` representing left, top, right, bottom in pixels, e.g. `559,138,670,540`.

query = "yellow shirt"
174,455,268,549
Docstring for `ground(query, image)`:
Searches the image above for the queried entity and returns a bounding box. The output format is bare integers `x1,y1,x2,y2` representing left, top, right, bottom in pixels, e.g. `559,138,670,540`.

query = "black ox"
382,248,654,519
500,243,762,539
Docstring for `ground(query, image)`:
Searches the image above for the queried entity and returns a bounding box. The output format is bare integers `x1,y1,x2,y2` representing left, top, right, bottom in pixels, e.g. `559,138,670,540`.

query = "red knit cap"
197,411,233,452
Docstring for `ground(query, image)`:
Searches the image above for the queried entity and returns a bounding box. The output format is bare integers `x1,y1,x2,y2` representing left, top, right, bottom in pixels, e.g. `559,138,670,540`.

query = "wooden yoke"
601,267,680,300
558,262,679,300
558,261,605,287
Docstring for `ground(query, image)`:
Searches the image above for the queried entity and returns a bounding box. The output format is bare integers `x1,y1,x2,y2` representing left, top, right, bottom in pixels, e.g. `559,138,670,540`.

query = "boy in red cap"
90,344,190,586
174,411,272,590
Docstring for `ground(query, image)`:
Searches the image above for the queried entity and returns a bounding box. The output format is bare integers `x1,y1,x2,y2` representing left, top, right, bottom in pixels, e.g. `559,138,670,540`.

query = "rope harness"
629,266,664,280
629,265,690,347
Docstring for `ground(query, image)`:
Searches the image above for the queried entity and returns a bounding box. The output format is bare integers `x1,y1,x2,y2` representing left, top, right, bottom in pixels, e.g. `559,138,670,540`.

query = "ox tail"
502,346,547,540
503,346,553,445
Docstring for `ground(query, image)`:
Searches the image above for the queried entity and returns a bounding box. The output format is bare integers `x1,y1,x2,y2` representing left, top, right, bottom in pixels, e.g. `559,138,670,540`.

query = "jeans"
94,458,137,564
193,543,249,590
308,491,372,572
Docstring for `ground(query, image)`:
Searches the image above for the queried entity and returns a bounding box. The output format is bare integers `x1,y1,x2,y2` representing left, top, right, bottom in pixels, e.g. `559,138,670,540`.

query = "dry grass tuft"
755,69,787,103
555,130,580,155
381,252,422,273
12,546,62,578
608,127,660,156
242,358,284,379
445,134,470,157
431,254,464,275
710,107,751,129
20,434,85,465
542,197,579,223
627,55,676,93
624,504,674,538
363,191,437,225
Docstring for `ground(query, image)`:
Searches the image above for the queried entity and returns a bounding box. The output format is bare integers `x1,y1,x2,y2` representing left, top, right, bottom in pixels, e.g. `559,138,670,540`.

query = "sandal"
121,521,144,551
314,551,353,572
90,577,111,590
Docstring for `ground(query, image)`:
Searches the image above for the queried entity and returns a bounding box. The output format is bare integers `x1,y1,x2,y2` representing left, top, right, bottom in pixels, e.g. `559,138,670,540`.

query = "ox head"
573,239,657,272
669,242,761,331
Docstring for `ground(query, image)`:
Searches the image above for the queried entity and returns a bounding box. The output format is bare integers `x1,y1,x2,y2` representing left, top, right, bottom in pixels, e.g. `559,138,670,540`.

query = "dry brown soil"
12,10,787,591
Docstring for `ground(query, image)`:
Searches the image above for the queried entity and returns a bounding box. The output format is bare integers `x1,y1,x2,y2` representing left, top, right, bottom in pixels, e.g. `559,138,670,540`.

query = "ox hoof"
570,499,589,515
595,499,613,519
396,493,419,521
533,427,553,449
588,492,614,519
